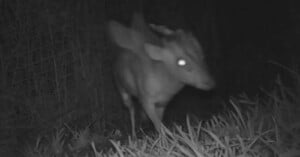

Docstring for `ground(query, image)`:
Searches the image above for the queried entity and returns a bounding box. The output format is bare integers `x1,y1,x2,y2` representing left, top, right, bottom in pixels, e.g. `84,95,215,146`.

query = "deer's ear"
144,43,166,61
108,21,142,51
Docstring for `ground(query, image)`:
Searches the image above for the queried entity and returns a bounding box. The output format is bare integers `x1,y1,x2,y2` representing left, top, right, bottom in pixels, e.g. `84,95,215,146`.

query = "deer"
108,13,215,137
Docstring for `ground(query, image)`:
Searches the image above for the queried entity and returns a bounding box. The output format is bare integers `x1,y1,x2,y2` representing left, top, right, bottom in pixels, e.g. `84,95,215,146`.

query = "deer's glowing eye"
177,58,186,66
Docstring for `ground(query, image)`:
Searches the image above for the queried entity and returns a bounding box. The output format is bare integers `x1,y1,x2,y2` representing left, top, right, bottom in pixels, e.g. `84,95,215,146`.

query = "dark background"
0,0,299,155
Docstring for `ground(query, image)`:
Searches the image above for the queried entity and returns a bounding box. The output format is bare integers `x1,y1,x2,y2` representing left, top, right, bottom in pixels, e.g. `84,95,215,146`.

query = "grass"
21,77,300,156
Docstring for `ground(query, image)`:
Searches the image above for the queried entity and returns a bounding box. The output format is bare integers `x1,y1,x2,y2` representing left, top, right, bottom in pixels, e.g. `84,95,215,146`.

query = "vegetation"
22,77,300,157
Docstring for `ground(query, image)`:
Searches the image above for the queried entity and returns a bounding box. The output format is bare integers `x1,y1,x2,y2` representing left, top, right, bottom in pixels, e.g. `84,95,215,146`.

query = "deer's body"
108,13,215,136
